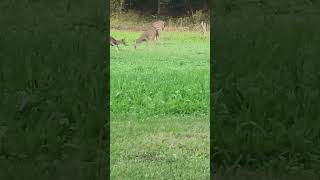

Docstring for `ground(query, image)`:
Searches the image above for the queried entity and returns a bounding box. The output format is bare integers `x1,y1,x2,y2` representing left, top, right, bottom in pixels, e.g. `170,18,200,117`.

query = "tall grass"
111,10,210,31
0,1,107,179
212,6,320,177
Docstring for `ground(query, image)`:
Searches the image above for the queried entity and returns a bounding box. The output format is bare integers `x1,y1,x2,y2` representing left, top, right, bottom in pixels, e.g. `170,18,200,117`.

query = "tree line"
111,0,209,17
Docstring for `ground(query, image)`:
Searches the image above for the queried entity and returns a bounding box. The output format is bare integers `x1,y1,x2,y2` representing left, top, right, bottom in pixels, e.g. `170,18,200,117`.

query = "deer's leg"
157,31,161,41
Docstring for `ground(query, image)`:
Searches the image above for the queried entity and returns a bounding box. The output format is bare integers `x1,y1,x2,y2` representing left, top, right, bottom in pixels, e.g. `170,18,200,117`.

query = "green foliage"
110,0,125,15
110,0,208,16
212,2,320,177
0,0,107,179
111,10,210,32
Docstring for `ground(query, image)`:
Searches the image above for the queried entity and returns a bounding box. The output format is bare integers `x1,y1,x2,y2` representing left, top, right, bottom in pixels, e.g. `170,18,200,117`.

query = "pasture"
110,31,210,179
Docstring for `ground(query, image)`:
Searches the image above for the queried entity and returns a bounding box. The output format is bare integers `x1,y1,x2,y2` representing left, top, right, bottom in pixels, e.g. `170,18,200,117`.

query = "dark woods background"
212,0,320,179
111,0,209,16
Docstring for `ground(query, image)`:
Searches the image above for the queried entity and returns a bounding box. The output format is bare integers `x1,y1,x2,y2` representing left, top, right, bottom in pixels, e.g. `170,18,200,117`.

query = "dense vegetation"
1,1,107,179
212,0,320,178
110,0,209,16
110,0,209,31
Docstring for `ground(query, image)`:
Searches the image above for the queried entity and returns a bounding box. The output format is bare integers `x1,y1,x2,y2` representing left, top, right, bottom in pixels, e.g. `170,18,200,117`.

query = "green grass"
110,31,210,115
212,12,320,177
111,114,209,179
110,30,210,179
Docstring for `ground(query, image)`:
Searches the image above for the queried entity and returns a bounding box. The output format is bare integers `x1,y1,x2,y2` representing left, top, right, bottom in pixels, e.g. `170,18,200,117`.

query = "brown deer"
152,20,165,40
134,27,159,49
110,36,127,48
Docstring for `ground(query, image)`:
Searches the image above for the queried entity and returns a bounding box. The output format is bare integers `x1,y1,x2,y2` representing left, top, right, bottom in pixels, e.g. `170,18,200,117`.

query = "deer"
152,20,165,40
110,36,127,49
134,27,159,49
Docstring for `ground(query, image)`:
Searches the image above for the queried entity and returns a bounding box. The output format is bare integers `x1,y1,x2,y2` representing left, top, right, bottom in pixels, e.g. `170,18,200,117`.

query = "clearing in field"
110,30,210,179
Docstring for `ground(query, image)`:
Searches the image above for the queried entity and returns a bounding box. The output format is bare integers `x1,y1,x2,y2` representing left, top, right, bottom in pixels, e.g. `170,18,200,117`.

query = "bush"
110,10,210,31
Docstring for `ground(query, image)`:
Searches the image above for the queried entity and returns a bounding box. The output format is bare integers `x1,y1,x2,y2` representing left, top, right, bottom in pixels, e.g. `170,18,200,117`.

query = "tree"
203,0,209,12
157,0,161,14
110,0,125,14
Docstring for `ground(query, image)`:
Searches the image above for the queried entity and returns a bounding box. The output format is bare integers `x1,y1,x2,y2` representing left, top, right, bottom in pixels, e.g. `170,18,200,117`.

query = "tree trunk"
182,0,193,15
187,0,193,15
203,0,208,12
119,0,124,14
157,0,161,15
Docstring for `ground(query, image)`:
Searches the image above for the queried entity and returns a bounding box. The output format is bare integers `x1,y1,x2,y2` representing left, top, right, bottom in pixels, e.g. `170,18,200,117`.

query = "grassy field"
110,31,210,179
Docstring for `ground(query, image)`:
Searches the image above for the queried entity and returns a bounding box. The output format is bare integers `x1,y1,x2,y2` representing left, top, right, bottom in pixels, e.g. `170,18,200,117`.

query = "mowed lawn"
110,30,210,179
